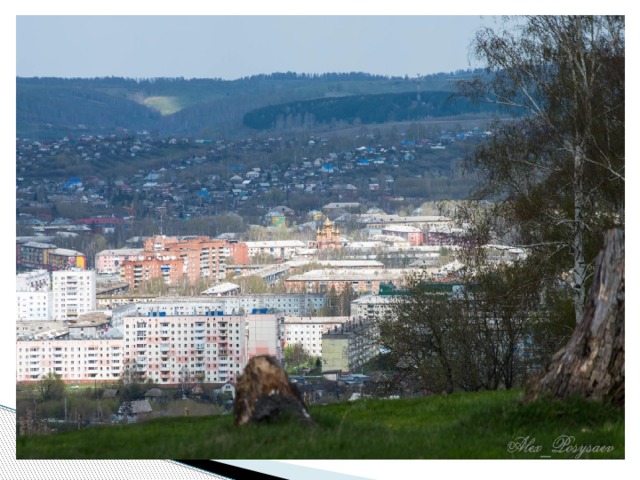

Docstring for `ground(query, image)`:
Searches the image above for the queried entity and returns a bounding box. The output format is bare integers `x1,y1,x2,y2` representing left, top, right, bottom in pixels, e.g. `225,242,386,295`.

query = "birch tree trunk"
525,228,624,405
572,142,587,324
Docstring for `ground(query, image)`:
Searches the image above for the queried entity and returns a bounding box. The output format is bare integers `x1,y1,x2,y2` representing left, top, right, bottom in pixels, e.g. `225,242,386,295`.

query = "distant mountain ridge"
16,70,486,139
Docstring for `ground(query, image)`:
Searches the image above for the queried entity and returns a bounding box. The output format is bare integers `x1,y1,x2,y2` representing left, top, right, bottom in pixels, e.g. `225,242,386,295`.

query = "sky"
16,15,495,80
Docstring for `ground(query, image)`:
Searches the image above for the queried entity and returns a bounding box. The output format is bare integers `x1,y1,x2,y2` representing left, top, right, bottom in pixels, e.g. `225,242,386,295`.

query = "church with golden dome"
313,217,343,249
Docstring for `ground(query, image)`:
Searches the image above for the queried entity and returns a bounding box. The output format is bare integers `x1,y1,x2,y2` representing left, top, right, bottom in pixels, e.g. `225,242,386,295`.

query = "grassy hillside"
17,390,624,459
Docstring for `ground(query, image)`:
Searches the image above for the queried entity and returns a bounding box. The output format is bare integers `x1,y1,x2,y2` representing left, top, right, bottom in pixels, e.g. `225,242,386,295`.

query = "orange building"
227,241,249,265
123,236,248,290
122,253,184,290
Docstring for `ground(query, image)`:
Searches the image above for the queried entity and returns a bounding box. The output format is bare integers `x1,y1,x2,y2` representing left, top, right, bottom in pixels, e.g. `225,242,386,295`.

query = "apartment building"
16,269,50,291
121,301,247,385
95,248,143,275
121,235,242,289
354,214,452,230
285,268,413,295
350,295,399,322
17,290,53,321
16,242,55,270
16,336,124,383
16,241,86,271
48,248,87,270
321,320,378,374
245,313,285,360
284,316,348,357
425,225,473,248
224,293,327,316
52,269,96,321
121,253,184,290
109,294,327,332
381,225,425,246
16,270,52,321
244,240,306,261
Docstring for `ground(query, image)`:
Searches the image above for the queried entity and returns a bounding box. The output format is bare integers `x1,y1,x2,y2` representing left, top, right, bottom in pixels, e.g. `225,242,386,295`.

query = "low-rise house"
115,400,153,423
102,388,119,399
144,388,167,403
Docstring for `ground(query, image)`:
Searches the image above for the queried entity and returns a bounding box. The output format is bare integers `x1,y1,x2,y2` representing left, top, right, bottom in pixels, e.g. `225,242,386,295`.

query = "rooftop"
287,268,414,282
245,240,306,248
381,225,423,233
201,282,241,295
70,312,110,328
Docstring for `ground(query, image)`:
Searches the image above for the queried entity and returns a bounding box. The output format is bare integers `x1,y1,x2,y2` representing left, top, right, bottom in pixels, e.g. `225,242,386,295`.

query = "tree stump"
525,229,624,406
233,355,313,426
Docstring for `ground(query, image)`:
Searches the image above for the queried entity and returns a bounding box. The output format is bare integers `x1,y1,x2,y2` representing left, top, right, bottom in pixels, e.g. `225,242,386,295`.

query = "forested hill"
242,90,501,130
17,70,485,139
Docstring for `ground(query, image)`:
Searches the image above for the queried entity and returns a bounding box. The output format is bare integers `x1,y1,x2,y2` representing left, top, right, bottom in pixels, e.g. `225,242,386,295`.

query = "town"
14,16,625,468
15,118,531,425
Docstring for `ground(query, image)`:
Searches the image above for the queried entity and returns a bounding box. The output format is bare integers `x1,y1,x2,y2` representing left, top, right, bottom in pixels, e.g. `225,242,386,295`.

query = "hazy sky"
16,15,499,80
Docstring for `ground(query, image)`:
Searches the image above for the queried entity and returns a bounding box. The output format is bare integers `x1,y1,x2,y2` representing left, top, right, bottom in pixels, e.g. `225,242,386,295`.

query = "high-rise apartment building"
121,302,247,384
52,269,96,320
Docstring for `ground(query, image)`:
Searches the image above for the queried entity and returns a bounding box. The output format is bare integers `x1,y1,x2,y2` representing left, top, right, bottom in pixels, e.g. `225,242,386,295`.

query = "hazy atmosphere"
16,15,493,79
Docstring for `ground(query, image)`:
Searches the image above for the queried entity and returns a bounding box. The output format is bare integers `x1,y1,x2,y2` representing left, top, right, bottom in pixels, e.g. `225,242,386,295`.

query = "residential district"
16,129,527,422
16,218,526,391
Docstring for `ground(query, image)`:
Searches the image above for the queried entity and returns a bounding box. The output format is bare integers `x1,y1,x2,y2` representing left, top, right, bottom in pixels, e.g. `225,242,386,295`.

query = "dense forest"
17,70,486,139
242,90,503,130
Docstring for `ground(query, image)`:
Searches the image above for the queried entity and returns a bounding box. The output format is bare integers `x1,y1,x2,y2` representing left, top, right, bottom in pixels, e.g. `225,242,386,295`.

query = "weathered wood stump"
525,229,624,406
233,355,313,426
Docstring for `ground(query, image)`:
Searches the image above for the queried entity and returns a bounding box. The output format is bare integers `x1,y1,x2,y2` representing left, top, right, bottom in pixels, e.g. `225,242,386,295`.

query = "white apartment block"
16,337,124,383
219,294,326,316
52,269,96,321
122,302,247,385
284,316,348,357
16,270,53,321
109,295,326,326
350,295,400,322
16,290,53,321
245,240,306,260
16,269,50,291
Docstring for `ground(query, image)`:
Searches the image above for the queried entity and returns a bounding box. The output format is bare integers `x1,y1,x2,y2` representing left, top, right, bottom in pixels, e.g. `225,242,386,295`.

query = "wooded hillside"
17,70,487,139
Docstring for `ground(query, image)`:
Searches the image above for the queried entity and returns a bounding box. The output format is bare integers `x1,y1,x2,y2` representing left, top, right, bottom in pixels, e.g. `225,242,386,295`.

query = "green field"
16,390,624,459
142,96,185,116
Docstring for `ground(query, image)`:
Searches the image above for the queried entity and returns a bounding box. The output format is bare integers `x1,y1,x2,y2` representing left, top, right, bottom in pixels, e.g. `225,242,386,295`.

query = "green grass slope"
17,390,624,460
